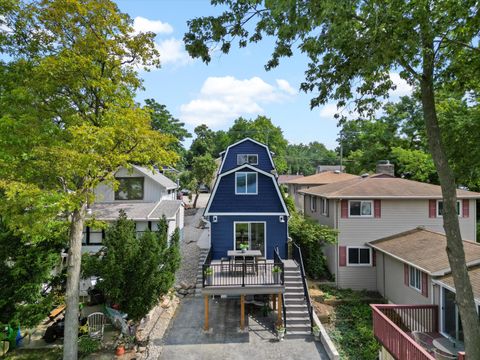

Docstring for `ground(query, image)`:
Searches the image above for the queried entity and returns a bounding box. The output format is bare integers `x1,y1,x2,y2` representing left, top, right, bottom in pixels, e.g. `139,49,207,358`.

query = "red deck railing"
371,304,438,360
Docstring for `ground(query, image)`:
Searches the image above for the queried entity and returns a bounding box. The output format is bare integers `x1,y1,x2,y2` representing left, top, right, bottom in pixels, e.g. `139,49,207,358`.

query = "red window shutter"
429,200,437,218
339,246,346,267
421,272,428,297
404,264,409,286
372,250,376,267
341,200,348,218
374,200,381,218
462,199,469,218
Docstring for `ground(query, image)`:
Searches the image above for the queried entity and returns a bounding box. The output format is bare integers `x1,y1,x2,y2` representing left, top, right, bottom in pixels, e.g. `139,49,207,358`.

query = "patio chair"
220,257,230,272
87,312,106,340
433,349,457,360
245,256,256,274
412,331,435,353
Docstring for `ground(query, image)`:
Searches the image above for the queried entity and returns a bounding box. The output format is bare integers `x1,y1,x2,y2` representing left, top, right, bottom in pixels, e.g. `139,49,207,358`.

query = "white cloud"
156,38,193,66
276,79,297,95
180,76,295,127
389,72,413,98
133,16,173,35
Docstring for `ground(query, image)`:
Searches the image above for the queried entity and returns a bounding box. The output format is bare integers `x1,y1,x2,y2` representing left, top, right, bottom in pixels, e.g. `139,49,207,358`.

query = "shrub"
78,335,100,356
82,211,181,321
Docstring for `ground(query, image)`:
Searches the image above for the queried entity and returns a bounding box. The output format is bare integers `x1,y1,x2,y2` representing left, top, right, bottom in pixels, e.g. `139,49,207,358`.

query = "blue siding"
210,215,288,260
209,171,285,213
221,140,274,173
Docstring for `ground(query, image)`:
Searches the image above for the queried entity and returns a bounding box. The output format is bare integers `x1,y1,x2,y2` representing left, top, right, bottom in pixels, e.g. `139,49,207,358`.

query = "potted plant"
115,342,125,356
276,325,285,341
239,243,249,253
272,266,282,283
312,325,321,338
204,267,214,285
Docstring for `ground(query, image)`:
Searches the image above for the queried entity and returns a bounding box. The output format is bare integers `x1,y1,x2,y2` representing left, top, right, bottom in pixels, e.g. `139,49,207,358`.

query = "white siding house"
83,165,184,253
300,174,480,291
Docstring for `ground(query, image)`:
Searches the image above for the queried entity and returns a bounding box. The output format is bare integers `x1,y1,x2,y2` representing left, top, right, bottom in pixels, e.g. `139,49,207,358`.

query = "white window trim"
233,221,267,256
346,246,372,266
348,200,374,218
310,196,317,212
436,200,462,218
409,266,422,292
235,172,258,195
236,154,259,166
321,198,328,216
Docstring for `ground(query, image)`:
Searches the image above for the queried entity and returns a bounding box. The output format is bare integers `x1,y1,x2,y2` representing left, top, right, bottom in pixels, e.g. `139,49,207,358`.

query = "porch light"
279,216,285,223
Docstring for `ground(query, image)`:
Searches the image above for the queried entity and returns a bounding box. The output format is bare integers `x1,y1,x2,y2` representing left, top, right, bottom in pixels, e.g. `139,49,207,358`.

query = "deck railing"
202,261,284,287
371,304,438,360
292,242,313,330
274,246,287,331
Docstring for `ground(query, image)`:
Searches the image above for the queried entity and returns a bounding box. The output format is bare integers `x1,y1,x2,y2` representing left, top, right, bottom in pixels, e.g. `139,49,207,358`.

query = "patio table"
433,337,465,355
227,250,263,273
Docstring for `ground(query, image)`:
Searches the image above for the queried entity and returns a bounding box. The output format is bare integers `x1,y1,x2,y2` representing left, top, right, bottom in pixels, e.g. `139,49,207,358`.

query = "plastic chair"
87,312,105,340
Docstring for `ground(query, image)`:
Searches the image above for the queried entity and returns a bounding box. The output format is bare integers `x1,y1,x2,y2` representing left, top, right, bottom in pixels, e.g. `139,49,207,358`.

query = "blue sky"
116,0,412,150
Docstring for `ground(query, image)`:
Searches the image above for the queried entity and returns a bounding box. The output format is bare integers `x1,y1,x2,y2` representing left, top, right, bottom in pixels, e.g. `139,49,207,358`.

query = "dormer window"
235,172,257,195
237,154,258,165
115,177,144,200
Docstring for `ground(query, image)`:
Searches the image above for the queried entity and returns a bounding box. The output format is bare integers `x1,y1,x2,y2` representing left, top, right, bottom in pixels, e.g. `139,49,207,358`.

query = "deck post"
272,294,276,311
277,292,282,325
204,295,209,331
240,295,245,330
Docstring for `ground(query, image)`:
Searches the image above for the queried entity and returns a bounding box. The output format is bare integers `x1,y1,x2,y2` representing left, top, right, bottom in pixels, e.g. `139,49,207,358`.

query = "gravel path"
175,196,209,288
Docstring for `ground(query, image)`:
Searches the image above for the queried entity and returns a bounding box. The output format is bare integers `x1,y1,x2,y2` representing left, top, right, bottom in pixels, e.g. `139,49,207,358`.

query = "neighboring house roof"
299,174,480,199
90,200,182,221
278,174,304,184
436,265,480,300
204,163,290,216
132,165,177,190
285,171,358,185
369,228,480,276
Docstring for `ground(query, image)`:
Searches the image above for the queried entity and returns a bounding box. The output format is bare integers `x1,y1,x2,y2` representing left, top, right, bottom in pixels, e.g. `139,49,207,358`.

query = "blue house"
204,138,290,260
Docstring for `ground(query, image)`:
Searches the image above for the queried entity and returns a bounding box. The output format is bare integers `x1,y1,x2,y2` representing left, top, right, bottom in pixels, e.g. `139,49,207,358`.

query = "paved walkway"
154,297,329,360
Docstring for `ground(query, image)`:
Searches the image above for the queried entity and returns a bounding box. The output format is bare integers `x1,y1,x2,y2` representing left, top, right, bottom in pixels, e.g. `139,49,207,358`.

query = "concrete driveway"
155,297,329,360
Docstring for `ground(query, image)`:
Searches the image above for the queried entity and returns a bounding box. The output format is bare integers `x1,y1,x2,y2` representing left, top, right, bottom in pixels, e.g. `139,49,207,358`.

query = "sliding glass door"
442,287,464,341
234,222,266,255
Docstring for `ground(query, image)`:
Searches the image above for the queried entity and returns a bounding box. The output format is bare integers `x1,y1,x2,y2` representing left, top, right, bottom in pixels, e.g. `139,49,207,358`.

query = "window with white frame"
235,172,257,194
437,200,461,217
349,200,373,217
409,266,422,291
321,198,329,216
310,196,317,212
237,154,258,165
347,247,371,266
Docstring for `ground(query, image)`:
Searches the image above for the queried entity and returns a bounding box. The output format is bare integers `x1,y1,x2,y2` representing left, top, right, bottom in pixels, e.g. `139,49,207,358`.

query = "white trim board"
218,138,275,174
204,163,290,216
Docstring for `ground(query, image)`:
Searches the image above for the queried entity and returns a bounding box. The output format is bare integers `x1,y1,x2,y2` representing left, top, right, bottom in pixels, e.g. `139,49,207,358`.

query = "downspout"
335,199,339,288
383,252,386,300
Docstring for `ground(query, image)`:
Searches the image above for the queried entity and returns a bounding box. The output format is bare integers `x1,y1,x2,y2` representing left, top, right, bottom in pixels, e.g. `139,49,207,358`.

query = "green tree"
188,124,217,161
185,1,480,354
145,98,191,165
0,218,65,328
190,153,217,208
0,1,177,358
391,147,437,183
286,142,337,175
227,116,288,173
82,212,180,321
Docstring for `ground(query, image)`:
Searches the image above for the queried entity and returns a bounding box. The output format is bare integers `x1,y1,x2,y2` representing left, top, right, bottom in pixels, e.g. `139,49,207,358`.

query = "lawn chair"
433,349,457,360
87,312,105,340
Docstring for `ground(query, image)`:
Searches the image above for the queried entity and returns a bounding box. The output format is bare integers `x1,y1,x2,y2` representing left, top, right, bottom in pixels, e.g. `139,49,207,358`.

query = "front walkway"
154,297,329,360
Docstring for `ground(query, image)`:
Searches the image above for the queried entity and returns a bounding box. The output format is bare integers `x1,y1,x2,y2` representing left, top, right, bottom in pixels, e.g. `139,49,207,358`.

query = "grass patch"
3,348,62,360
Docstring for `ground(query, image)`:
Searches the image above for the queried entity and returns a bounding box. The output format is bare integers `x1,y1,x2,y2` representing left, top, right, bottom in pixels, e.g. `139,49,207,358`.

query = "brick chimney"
376,160,394,177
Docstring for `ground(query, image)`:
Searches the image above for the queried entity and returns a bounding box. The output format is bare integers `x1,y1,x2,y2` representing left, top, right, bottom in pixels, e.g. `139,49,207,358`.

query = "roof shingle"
285,171,359,185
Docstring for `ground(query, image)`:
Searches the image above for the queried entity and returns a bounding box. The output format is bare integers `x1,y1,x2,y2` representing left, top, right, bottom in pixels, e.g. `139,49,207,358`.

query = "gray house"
300,174,480,291
82,165,184,253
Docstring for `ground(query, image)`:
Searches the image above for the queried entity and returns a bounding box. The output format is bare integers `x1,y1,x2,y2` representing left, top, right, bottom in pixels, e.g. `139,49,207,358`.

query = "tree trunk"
63,204,86,360
192,190,199,209
420,53,480,357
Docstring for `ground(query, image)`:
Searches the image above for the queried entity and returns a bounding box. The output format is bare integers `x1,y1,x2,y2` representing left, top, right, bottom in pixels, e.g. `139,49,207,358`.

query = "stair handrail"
291,242,313,331
202,247,213,287
274,246,287,332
